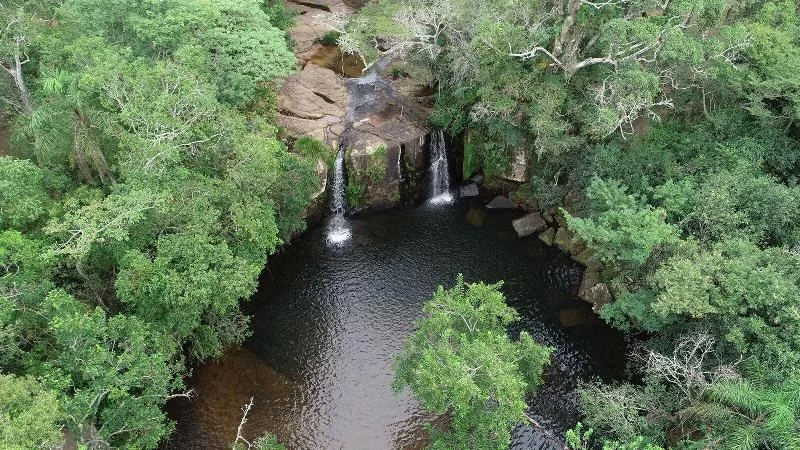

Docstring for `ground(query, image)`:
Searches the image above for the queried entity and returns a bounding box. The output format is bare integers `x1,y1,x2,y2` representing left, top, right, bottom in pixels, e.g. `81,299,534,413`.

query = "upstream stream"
165,198,626,449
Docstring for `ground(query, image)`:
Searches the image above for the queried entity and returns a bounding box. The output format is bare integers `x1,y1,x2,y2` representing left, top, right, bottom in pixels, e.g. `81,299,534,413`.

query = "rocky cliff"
278,0,434,212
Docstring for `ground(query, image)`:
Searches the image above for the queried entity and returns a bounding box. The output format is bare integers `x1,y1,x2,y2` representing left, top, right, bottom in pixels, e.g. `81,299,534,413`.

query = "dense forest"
340,0,800,448
1,1,319,448
2,0,800,449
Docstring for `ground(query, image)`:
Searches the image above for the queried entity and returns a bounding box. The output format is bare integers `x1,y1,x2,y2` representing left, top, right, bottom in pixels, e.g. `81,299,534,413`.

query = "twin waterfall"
428,130,453,204
325,131,452,245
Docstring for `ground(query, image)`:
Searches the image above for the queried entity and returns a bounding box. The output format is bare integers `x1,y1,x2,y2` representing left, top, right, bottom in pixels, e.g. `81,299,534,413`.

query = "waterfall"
428,130,453,204
326,148,351,244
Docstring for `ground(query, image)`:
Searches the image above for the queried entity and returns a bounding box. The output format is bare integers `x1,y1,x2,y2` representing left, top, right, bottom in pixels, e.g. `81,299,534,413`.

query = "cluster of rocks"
462,178,614,316
512,209,611,312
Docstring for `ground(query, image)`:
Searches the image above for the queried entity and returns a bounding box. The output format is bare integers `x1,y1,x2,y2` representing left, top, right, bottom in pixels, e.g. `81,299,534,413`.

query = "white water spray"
326,148,351,244
428,130,453,204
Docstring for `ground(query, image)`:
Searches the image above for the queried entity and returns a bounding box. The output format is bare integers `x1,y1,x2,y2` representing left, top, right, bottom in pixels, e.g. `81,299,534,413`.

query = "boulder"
570,236,587,256
539,227,556,246
583,283,613,312
503,148,529,182
578,270,613,312
554,227,573,252
470,173,484,184
512,212,546,238
486,196,517,209
554,210,568,228
578,270,601,300
460,183,479,197
571,248,599,269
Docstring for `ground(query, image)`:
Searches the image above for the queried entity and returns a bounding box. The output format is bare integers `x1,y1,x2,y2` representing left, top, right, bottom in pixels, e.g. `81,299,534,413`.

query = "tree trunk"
2,53,34,115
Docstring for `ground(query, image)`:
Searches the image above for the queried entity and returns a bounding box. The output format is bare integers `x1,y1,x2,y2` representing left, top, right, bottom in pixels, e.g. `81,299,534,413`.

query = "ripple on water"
165,199,627,450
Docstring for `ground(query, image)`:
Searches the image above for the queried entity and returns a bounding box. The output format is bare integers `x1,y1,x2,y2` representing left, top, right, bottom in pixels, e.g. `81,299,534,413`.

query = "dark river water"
165,199,626,450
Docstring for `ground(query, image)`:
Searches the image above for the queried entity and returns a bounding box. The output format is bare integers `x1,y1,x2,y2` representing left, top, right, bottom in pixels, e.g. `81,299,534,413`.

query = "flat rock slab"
460,183,479,197
512,212,546,237
486,196,517,209
279,65,346,120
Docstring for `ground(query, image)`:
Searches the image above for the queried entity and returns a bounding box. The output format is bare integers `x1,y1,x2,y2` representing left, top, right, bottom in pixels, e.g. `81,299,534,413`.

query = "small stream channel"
165,199,626,450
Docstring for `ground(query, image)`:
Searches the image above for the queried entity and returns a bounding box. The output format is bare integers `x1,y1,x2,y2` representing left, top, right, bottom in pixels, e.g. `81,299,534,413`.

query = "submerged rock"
460,183,479,197
465,208,487,227
559,307,602,327
512,212,546,237
486,196,517,209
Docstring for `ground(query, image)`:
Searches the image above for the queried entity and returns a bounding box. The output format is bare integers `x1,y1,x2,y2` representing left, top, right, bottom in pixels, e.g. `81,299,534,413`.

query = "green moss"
363,145,388,184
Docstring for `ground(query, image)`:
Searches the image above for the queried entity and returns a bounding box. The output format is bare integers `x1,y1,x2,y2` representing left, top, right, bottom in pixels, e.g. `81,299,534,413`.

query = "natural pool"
165,199,626,450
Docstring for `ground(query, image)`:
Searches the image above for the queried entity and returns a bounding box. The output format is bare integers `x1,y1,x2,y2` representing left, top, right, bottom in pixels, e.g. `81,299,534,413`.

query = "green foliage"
649,240,800,370
566,423,664,450
394,275,552,449
565,178,678,268
200,0,296,108
578,382,668,445
43,290,183,449
0,231,55,369
0,373,63,450
365,146,388,183
0,157,51,231
294,136,334,165
695,375,800,449
0,0,313,447
347,183,366,208
318,31,341,46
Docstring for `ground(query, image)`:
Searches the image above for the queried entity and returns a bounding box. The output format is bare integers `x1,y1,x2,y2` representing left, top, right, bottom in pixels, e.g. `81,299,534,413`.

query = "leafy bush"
565,177,678,268
294,136,334,165
347,183,365,208
318,30,341,46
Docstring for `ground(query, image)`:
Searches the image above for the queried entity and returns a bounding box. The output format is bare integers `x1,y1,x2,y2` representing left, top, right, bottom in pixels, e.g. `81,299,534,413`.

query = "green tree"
688,375,800,449
393,276,552,449
0,157,51,230
0,373,63,450
42,289,184,449
565,177,678,268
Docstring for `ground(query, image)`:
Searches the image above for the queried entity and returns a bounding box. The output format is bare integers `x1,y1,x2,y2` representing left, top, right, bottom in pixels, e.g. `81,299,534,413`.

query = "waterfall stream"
428,130,453,203
326,148,351,244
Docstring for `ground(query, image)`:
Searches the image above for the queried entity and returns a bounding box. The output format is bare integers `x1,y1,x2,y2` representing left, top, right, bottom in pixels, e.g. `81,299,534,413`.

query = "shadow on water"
164,199,627,450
